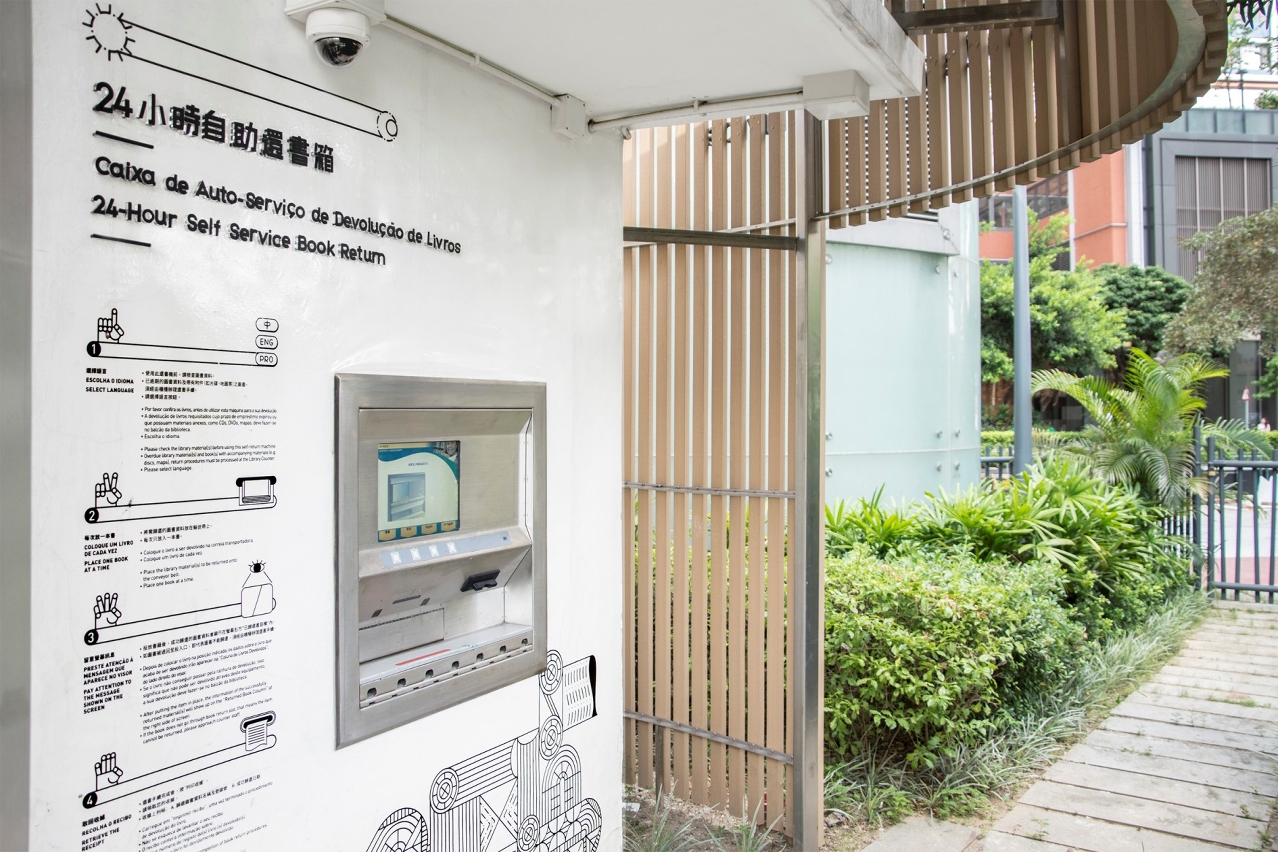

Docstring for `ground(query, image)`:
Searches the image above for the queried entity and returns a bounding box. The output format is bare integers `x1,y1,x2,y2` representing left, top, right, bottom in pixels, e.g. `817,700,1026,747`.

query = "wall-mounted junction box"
335,375,546,747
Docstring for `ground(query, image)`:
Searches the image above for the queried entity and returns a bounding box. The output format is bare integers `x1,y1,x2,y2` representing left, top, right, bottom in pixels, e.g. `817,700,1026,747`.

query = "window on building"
1175,156,1271,279
978,173,1069,229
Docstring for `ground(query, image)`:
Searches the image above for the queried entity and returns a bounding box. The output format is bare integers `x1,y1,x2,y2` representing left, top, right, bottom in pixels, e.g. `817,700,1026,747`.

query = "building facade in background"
980,108,1278,428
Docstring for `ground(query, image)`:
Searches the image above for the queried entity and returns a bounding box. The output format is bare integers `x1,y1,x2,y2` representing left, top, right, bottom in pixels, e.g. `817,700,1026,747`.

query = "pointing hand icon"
97,308,125,342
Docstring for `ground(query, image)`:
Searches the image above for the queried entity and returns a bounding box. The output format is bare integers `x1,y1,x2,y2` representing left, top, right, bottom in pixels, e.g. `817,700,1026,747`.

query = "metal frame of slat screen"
623,115,799,830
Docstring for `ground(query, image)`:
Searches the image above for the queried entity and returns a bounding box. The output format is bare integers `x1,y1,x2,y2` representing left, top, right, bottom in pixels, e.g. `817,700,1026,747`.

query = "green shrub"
824,547,1083,768
980,430,1015,446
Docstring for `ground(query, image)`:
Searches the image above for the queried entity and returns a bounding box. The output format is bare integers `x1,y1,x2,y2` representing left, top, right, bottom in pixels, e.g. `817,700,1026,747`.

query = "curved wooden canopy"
822,0,1229,225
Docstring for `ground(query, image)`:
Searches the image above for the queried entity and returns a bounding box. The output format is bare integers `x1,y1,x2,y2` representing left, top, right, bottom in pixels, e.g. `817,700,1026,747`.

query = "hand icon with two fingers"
94,473,122,506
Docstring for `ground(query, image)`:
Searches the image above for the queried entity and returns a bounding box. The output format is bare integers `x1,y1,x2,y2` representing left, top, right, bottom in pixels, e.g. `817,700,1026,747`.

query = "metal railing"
1204,437,1278,602
981,428,1278,603
979,445,1015,482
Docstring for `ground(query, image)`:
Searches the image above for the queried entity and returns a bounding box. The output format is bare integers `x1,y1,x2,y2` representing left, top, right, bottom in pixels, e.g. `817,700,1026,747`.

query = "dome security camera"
308,7,370,66
285,0,385,68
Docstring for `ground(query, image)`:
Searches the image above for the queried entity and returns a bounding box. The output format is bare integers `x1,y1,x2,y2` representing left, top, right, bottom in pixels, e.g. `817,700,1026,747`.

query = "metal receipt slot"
335,375,546,747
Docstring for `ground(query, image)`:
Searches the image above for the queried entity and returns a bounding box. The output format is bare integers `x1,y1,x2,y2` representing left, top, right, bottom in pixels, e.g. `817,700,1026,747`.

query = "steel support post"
1012,185,1031,474
792,109,825,852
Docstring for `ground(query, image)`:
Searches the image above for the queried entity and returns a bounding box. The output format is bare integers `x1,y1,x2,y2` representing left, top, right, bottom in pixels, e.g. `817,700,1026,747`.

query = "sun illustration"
83,4,134,61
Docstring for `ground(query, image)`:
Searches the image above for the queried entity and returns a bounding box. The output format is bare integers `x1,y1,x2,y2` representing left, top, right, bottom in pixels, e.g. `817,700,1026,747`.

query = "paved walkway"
864,600,1278,852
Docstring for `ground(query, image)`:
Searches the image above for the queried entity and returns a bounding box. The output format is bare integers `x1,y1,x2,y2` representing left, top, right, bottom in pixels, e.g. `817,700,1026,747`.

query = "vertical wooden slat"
907,94,929,212
1137,0,1160,138
868,100,888,221
726,115,748,817
1079,0,1102,161
636,128,656,789
827,119,849,230
764,111,786,827
689,121,711,808
1115,0,1137,144
848,116,868,225
622,135,636,785
947,24,973,202
653,127,673,793
1010,27,1037,184
1033,22,1061,177
925,28,951,206
670,124,691,800
784,111,796,834
1100,0,1122,154
1059,1,1082,171
708,118,729,810
745,114,767,817
887,98,909,215
970,27,995,197
991,26,1016,190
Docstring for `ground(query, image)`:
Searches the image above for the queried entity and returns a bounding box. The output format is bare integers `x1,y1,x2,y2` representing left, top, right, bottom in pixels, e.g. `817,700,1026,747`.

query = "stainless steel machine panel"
335,374,546,747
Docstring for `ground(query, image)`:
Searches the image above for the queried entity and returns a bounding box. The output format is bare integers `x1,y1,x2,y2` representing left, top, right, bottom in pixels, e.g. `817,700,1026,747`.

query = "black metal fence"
979,445,1015,482
980,430,1278,603
1203,437,1278,602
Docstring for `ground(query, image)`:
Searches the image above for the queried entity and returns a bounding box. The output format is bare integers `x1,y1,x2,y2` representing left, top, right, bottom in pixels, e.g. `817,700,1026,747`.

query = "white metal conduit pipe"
381,15,559,106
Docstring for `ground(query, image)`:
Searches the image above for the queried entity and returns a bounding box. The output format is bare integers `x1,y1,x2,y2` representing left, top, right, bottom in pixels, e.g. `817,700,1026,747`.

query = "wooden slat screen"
818,0,1227,219
620,0,1228,835
623,115,798,828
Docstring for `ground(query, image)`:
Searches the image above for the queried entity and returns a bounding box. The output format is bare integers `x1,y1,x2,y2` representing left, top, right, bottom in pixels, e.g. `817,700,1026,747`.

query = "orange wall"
979,228,1014,261
1071,154,1127,267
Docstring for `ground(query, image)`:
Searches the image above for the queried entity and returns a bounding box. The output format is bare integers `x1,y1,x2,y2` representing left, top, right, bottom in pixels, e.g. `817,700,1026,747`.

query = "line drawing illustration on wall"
82,3,398,140
365,651,601,852
84,472,277,523
87,308,280,367
84,559,276,645
82,711,278,809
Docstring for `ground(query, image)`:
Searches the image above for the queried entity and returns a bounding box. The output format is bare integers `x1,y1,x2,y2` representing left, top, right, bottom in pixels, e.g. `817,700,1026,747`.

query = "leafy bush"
824,547,1084,768
980,429,1014,445
826,460,1191,638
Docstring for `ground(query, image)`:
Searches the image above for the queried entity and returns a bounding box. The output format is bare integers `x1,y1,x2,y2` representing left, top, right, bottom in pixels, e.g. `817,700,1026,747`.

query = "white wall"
17,2,622,849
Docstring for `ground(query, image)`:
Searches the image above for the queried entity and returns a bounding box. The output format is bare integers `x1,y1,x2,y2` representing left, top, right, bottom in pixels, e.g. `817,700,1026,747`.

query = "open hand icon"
94,593,122,627
97,308,125,342
95,753,123,789
94,473,122,506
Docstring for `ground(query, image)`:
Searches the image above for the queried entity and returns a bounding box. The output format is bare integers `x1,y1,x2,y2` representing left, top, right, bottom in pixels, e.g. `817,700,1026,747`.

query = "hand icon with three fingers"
95,473,122,506
94,593,122,627
97,308,125,342
95,753,123,789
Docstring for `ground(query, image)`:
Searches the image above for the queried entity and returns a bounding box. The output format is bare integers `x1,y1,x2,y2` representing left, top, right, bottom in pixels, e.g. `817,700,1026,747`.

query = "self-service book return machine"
335,375,546,747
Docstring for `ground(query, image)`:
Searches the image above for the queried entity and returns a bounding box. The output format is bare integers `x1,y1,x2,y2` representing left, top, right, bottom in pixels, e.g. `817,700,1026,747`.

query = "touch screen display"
376,441,460,541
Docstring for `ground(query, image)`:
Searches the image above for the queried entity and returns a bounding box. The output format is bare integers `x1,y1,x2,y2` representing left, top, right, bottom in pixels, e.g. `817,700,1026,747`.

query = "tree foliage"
1030,349,1230,509
1094,264,1190,354
981,212,1127,383
1164,206,1278,356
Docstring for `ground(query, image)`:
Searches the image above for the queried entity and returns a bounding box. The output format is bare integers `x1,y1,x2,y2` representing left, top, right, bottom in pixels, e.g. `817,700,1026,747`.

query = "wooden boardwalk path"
974,600,1278,852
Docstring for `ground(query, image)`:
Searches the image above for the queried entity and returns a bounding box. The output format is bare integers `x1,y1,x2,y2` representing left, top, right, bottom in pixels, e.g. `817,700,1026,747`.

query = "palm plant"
1030,348,1229,509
